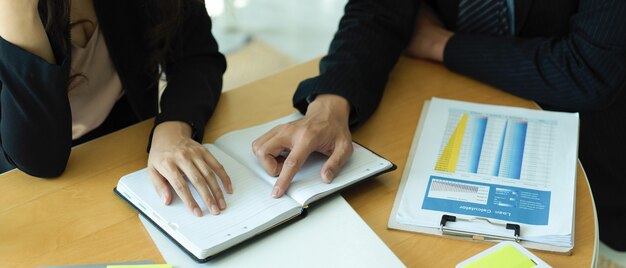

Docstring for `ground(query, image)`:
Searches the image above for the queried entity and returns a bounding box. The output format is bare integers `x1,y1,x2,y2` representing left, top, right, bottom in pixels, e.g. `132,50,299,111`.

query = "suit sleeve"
0,37,72,177
155,1,226,142
293,0,419,126
443,0,626,110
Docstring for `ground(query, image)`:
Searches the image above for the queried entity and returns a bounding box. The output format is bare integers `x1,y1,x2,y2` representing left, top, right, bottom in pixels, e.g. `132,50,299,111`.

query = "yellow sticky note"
107,265,172,268
465,245,536,268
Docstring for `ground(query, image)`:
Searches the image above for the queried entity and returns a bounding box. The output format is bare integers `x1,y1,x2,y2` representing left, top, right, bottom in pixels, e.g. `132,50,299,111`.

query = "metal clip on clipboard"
439,214,521,243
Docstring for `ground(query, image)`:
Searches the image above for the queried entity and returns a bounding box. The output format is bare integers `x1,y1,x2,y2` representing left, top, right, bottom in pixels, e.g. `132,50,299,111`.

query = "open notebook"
115,114,395,262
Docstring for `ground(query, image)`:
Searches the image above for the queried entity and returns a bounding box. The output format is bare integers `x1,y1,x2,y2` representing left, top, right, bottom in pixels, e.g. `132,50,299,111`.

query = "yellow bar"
435,114,468,172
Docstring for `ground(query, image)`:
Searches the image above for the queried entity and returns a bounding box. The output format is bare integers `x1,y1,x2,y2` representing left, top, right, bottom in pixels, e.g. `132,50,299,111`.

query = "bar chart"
435,109,555,184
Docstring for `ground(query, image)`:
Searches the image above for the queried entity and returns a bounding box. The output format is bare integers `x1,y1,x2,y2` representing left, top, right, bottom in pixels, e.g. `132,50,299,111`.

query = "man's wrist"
153,121,193,142
432,30,454,62
307,94,351,122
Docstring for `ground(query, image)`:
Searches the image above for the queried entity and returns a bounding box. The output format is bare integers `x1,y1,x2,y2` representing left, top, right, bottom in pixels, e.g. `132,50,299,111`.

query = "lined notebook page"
117,145,301,257
215,114,393,205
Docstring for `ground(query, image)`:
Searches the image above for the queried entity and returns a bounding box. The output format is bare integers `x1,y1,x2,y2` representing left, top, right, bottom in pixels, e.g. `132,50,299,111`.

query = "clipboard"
387,100,574,254
440,214,520,243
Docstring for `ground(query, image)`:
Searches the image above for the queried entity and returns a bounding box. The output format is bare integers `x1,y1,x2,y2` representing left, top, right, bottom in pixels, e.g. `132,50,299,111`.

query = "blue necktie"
457,0,510,36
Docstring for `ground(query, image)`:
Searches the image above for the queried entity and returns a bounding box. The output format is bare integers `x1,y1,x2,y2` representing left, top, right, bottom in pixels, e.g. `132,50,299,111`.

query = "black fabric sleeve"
293,0,420,127
443,0,626,111
155,1,226,143
0,37,72,177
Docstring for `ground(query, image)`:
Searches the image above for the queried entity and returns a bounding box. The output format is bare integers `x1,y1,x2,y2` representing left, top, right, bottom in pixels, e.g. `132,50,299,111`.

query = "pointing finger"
272,143,314,198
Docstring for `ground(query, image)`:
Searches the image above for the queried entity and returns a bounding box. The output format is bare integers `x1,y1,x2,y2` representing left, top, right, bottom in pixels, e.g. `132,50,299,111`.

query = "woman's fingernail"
324,170,334,183
193,207,202,217
219,199,227,210
272,186,281,198
160,192,167,204
211,204,221,215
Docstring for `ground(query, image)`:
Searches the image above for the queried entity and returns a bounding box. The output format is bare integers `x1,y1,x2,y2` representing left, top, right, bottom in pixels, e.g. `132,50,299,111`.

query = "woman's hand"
0,1,38,10
0,0,56,64
252,94,353,198
148,121,233,217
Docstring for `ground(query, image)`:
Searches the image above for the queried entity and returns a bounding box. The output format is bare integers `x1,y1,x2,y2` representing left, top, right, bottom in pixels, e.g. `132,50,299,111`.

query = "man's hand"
148,121,233,217
405,4,453,62
252,94,353,198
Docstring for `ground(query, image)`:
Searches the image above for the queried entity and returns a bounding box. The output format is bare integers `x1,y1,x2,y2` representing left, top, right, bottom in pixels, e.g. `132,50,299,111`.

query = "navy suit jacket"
0,0,225,177
293,0,626,249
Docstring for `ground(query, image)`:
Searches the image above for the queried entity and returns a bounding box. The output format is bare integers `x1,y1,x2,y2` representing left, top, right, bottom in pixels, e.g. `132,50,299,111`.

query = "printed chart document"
389,98,579,253
115,114,395,262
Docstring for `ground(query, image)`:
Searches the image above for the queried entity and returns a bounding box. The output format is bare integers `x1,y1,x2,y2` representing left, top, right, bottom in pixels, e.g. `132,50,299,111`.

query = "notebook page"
117,144,301,258
214,114,392,205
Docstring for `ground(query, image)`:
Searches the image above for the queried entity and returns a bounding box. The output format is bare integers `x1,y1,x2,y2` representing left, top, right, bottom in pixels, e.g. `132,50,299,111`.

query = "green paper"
465,245,536,268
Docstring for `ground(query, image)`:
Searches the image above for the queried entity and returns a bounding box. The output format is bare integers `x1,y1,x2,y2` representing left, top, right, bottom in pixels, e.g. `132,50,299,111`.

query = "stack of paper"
142,196,405,267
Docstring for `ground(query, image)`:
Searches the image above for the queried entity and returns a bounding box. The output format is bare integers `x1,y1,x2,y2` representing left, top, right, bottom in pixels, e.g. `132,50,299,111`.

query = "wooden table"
0,58,597,267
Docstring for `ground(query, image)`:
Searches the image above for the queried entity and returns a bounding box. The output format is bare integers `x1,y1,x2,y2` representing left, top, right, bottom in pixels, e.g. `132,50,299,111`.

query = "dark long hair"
39,0,185,85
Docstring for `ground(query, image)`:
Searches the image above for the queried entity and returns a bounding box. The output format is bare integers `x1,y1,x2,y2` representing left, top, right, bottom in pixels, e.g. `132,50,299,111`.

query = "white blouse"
69,24,124,140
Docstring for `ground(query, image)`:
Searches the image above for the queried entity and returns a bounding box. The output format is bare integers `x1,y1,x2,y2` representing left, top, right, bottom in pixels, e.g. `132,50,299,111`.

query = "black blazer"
293,0,626,250
0,0,226,177
294,0,626,119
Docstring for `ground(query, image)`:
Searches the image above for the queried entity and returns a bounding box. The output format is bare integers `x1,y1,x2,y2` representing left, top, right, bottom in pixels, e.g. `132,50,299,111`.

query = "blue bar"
492,123,507,176
468,116,487,173
499,121,527,179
